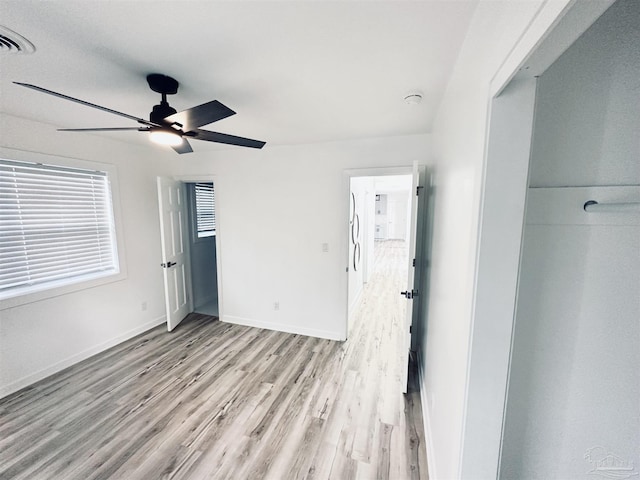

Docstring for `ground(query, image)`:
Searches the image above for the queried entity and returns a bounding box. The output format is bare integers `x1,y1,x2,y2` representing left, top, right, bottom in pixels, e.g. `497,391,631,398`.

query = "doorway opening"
185,182,219,316
347,175,412,316
346,168,425,393
460,2,623,477
157,176,222,332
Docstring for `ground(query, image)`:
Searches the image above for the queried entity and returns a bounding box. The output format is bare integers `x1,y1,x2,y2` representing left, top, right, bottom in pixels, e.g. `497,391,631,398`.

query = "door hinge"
412,258,416,267
400,289,419,299
409,326,412,334
161,261,177,268
416,185,424,196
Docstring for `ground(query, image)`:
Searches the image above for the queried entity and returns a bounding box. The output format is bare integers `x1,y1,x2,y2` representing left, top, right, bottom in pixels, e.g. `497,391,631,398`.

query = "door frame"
342,165,426,340
461,1,616,478
173,175,224,323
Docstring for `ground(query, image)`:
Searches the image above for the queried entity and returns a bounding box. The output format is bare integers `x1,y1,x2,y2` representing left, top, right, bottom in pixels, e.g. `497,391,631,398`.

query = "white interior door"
400,162,421,393
157,177,192,331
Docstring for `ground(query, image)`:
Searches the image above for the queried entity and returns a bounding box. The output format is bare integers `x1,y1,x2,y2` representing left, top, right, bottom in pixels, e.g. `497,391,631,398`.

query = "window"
0,158,119,300
193,182,216,238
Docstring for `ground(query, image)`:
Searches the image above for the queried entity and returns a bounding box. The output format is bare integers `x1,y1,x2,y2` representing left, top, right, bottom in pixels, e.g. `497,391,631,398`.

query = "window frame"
0,148,127,311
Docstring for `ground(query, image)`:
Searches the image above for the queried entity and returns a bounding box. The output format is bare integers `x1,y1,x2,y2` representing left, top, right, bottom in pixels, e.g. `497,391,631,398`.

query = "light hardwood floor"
0,240,428,480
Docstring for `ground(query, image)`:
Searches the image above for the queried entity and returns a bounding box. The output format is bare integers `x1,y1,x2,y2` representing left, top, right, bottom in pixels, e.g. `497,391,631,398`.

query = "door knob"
400,290,418,299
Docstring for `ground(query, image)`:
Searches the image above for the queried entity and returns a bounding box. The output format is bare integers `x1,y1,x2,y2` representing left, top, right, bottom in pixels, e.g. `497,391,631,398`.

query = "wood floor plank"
0,241,428,480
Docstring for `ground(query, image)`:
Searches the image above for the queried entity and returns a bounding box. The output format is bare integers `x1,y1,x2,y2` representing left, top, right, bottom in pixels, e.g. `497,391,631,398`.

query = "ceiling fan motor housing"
146,73,179,95
150,102,177,125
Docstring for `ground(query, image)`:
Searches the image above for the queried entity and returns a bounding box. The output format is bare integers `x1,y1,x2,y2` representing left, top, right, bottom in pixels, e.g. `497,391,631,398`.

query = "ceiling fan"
14,74,266,153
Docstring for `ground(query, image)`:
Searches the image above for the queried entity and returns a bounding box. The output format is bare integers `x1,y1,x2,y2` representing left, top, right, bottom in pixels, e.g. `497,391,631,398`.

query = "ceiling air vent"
0,26,35,54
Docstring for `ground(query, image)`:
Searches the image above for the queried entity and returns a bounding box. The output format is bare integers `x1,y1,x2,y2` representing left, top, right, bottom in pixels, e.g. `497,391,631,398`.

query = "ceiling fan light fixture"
150,128,182,146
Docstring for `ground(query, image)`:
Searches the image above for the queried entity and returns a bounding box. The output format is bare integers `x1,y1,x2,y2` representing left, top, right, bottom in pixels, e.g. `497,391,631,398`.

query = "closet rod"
583,200,640,213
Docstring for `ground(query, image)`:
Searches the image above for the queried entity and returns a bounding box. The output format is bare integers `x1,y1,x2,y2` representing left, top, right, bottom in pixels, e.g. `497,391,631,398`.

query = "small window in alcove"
193,182,216,238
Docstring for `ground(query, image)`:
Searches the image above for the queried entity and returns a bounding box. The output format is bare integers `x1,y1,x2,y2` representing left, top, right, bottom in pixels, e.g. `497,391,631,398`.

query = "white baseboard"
0,315,166,400
222,315,343,341
418,349,438,480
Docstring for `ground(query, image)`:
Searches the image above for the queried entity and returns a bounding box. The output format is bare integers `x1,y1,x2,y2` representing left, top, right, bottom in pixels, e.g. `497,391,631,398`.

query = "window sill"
0,267,127,312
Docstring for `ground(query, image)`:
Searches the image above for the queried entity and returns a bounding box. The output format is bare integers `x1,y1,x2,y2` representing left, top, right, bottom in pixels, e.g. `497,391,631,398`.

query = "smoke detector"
404,92,423,106
0,26,35,54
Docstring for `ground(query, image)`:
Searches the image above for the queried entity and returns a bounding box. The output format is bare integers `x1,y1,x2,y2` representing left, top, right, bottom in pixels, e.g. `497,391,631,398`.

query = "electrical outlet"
141,301,148,311
322,243,329,253
274,301,280,311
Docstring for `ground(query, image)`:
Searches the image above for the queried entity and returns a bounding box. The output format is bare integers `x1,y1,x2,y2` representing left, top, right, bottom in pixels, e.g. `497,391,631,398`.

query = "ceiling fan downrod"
147,74,179,125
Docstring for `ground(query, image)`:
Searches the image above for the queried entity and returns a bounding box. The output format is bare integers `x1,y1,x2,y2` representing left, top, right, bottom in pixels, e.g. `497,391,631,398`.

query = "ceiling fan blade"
171,138,193,154
190,129,266,149
14,82,160,127
58,127,150,132
164,100,235,131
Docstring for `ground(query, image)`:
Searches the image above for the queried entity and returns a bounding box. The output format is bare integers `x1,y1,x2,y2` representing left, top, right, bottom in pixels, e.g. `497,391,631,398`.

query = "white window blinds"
0,159,119,299
194,182,215,238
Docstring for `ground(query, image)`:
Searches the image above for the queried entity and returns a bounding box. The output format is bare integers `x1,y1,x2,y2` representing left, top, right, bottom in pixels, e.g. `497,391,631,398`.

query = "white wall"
0,114,176,398
189,235,218,312
375,191,411,241
387,191,411,240
528,0,640,188
176,134,429,341
501,1,640,477
502,187,640,479
415,1,556,478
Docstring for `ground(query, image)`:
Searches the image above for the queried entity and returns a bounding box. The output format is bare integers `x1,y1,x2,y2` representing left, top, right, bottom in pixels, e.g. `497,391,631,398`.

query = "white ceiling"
0,0,478,151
